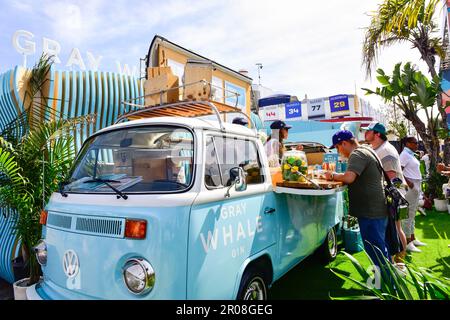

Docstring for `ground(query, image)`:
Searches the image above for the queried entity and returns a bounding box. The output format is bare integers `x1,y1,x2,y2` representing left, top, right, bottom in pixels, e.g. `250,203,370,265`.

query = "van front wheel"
237,268,268,300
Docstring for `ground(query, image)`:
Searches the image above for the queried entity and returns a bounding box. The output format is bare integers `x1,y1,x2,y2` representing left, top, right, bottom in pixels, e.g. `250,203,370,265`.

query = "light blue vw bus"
27,101,344,300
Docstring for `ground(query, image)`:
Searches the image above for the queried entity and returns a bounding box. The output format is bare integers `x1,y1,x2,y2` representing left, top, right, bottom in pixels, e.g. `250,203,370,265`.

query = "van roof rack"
115,80,256,133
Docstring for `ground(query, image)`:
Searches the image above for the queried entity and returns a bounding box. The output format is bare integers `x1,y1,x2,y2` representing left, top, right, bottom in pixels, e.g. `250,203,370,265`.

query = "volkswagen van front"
30,123,198,299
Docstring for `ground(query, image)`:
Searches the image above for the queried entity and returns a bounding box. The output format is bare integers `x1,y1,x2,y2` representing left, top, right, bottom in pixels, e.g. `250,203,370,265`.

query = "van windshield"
65,126,194,193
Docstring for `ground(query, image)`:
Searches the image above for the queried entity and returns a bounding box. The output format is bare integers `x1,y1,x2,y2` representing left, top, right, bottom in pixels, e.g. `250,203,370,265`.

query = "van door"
187,134,276,299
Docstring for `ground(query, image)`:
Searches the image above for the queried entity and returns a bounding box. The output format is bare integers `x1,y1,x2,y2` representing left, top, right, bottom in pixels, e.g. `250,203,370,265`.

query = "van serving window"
64,126,194,194
204,136,264,188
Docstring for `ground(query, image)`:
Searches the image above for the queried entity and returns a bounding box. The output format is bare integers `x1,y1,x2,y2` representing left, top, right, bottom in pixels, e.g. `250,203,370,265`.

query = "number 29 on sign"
333,101,346,109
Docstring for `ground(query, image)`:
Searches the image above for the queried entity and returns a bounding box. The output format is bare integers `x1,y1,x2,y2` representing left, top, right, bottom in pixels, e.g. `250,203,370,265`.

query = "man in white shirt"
362,122,407,265
400,136,427,252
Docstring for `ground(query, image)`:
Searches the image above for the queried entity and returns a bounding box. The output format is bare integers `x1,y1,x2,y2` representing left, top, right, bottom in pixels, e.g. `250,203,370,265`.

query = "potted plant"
427,169,448,212
0,55,89,299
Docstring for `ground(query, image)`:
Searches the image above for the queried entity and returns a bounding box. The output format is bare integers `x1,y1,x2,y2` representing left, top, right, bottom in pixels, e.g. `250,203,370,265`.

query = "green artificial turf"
268,209,450,300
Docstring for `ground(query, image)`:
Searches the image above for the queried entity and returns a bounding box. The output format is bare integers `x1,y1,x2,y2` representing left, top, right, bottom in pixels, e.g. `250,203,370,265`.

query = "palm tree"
0,54,92,285
0,119,79,285
363,62,445,198
362,0,449,163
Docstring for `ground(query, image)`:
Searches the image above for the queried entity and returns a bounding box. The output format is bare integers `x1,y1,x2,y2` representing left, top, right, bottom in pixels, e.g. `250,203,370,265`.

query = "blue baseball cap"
232,117,248,126
270,120,292,130
329,130,355,149
361,121,387,135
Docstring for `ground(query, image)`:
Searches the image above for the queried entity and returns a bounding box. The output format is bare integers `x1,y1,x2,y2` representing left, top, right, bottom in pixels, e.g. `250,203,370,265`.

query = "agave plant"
330,247,450,300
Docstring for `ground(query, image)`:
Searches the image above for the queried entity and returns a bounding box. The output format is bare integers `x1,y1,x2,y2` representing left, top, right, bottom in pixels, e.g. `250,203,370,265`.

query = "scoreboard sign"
329,94,350,113
307,98,325,119
285,101,302,120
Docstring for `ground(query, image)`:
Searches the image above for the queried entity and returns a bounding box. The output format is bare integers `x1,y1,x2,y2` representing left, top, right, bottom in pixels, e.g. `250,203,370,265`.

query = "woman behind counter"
265,120,303,167
265,120,291,167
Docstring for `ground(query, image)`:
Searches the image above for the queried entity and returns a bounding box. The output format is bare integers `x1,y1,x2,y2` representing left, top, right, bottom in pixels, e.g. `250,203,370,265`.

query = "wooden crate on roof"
144,67,179,106
183,60,213,101
120,100,242,123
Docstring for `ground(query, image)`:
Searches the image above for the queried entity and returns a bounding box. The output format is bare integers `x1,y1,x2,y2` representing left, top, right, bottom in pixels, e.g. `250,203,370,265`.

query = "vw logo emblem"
62,250,80,278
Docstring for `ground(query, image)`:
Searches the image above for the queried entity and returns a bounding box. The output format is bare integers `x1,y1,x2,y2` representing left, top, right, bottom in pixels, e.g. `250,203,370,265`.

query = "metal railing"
121,79,240,109
117,80,256,134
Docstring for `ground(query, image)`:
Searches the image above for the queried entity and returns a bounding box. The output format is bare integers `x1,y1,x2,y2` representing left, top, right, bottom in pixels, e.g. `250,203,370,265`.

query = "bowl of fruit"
281,150,308,182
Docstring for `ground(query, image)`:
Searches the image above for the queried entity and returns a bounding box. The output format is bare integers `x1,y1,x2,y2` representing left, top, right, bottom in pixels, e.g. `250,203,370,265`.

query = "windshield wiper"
84,178,128,200
58,181,69,197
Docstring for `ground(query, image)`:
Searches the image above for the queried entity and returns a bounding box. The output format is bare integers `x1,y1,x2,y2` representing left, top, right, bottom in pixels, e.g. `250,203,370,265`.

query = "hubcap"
243,277,266,300
328,229,337,257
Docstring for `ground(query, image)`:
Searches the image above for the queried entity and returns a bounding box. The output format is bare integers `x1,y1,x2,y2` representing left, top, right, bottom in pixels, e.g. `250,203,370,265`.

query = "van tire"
318,226,338,263
237,267,268,300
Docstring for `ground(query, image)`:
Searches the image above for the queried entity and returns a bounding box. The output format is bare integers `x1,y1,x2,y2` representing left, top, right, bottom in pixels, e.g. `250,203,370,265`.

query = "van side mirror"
225,167,247,198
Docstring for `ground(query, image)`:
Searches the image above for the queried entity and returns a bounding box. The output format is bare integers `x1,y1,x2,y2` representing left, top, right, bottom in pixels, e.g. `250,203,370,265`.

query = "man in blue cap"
232,117,249,126
324,130,391,271
363,121,409,263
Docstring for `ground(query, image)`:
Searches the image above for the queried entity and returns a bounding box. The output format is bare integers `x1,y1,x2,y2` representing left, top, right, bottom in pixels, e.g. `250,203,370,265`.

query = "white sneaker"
413,239,427,247
394,263,407,277
406,242,421,253
417,207,427,216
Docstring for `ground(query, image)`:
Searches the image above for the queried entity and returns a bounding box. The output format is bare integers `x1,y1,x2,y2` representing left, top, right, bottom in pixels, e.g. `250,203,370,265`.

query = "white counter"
274,186,347,196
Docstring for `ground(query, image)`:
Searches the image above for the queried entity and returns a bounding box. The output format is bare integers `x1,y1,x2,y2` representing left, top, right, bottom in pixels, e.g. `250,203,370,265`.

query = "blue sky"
0,0,443,108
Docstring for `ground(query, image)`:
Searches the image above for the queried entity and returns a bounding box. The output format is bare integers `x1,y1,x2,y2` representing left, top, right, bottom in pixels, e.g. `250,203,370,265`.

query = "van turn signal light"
125,219,147,239
39,210,48,225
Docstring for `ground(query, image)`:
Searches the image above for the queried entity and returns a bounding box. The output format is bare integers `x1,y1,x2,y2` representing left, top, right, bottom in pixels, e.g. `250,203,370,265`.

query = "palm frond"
362,0,441,77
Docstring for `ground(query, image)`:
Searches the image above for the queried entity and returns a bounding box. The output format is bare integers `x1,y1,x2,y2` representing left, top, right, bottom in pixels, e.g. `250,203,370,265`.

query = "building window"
225,81,246,110
211,76,224,103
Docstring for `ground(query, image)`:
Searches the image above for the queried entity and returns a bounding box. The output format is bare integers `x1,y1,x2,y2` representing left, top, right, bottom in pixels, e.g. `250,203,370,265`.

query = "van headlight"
122,258,155,295
33,240,47,266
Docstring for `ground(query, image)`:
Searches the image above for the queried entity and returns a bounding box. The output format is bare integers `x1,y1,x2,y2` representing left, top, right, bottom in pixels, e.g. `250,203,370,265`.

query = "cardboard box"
144,67,179,106
183,60,213,101
132,158,167,182
306,152,324,165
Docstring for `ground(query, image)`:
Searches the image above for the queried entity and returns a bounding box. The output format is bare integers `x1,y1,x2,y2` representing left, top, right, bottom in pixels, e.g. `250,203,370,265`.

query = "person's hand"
437,163,446,173
406,179,414,189
324,171,334,181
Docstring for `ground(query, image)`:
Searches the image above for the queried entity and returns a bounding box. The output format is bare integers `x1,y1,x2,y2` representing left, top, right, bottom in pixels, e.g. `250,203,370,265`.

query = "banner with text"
261,106,281,122
285,101,302,120
329,94,350,116
307,98,325,119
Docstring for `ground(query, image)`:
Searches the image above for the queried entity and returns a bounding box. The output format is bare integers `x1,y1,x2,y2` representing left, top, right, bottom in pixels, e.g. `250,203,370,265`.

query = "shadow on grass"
414,210,450,240
268,251,366,300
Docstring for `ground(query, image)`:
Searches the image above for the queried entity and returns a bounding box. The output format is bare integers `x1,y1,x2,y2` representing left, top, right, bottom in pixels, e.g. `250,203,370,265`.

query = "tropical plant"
0,118,87,285
388,120,409,139
0,54,92,286
427,169,448,200
362,0,450,163
330,250,450,300
363,62,445,197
